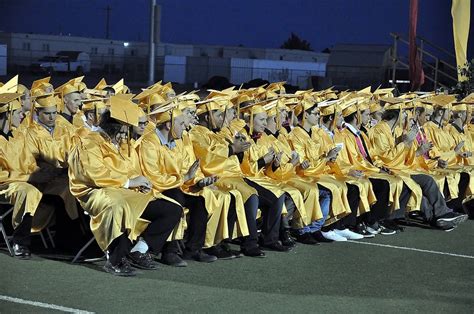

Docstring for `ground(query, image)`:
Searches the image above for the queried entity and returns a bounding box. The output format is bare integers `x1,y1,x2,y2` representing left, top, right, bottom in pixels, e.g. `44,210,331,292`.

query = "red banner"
409,0,425,90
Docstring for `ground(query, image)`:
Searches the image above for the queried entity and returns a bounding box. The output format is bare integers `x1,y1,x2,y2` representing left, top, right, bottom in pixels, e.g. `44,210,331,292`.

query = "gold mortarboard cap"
317,99,339,116
94,78,108,90
111,78,125,94
17,84,28,95
0,75,19,94
0,93,22,113
109,95,140,127
31,77,53,94
148,99,183,125
340,98,360,117
81,98,107,111
266,81,286,94
55,78,82,97
34,93,61,109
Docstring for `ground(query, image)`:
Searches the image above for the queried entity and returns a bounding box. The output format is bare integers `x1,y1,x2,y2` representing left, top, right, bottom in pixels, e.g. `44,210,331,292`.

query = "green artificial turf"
1,221,473,313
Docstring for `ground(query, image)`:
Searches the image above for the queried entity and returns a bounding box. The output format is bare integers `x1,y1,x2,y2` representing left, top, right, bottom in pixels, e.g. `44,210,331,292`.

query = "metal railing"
390,32,458,90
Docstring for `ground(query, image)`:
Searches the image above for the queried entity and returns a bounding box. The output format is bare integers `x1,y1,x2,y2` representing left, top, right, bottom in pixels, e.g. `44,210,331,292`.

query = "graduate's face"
424,108,433,122
64,92,81,115
11,109,24,128
266,115,276,131
253,112,268,133
416,109,427,126
37,107,57,127
182,107,198,128
361,109,370,125
456,110,467,124
133,116,148,136
371,111,383,123
442,109,450,122
225,107,236,124
21,92,31,113
305,108,319,126
209,110,224,130
279,108,288,122
172,115,186,139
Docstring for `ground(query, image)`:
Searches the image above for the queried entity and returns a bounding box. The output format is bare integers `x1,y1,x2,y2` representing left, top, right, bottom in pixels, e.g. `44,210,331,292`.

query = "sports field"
1,220,473,313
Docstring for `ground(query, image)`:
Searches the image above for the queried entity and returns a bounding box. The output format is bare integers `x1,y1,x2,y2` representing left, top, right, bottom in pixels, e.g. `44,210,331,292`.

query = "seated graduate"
68,96,183,276
0,93,42,259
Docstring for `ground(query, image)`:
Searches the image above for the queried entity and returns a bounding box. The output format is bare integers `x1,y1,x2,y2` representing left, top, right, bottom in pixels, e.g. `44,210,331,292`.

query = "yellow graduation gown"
423,121,466,199
335,127,405,212
189,125,257,203
315,126,377,216
263,130,322,227
367,121,423,211
138,129,248,247
68,132,174,251
24,117,78,221
0,133,43,231
444,123,474,201
288,126,351,225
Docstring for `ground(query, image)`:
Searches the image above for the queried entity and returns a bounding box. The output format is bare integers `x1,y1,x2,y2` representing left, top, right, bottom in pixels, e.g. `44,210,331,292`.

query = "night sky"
0,0,468,56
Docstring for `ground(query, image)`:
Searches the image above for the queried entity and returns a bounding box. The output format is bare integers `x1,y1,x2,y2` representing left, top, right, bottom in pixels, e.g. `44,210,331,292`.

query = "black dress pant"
226,194,262,249
12,214,33,246
244,179,284,245
361,178,391,224
108,198,182,265
162,188,208,253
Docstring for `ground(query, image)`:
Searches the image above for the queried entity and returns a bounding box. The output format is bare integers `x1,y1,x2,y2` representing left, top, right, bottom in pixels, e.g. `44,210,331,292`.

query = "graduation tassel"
249,108,254,135
127,127,131,157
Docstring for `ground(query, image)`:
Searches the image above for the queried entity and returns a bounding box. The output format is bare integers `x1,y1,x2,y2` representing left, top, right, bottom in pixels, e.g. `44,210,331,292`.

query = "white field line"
347,240,474,259
0,295,94,313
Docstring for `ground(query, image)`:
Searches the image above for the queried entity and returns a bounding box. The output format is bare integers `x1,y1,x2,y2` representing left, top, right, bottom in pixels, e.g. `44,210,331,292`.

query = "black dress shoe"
160,252,188,267
127,251,159,270
103,257,137,277
241,246,266,258
294,233,319,245
280,230,296,247
312,231,334,243
13,243,31,259
261,242,293,252
182,249,218,263
204,246,235,260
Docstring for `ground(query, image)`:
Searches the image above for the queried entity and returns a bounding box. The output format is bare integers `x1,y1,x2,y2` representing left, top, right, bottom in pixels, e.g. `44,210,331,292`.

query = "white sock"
130,237,149,254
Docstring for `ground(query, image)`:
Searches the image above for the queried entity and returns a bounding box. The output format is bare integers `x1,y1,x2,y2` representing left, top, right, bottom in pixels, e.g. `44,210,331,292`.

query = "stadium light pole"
148,0,156,86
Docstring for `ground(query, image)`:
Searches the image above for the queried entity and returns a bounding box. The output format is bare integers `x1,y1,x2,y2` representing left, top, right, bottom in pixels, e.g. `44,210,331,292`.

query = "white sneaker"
321,230,347,242
334,228,364,240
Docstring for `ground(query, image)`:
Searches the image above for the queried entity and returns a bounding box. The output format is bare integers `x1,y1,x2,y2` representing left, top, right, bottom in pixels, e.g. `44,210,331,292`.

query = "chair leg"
71,237,96,264
46,228,55,248
39,231,48,249
0,224,14,257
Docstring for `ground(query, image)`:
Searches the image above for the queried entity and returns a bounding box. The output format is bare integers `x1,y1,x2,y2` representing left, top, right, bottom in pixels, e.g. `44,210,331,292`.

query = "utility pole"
105,5,111,39
148,0,156,85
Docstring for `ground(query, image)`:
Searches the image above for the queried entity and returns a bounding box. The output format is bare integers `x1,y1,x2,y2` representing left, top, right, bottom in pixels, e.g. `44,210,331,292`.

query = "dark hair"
321,114,334,124
103,87,115,94
99,110,125,137
344,111,357,124
415,107,425,115
452,111,464,120
433,107,445,117
381,109,400,121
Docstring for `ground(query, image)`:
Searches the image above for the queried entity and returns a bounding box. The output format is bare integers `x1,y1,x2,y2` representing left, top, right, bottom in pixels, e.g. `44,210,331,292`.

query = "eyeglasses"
138,121,149,126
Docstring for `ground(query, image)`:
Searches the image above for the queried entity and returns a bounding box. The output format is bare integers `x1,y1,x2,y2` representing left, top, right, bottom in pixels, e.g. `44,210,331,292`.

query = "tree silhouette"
280,32,313,51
